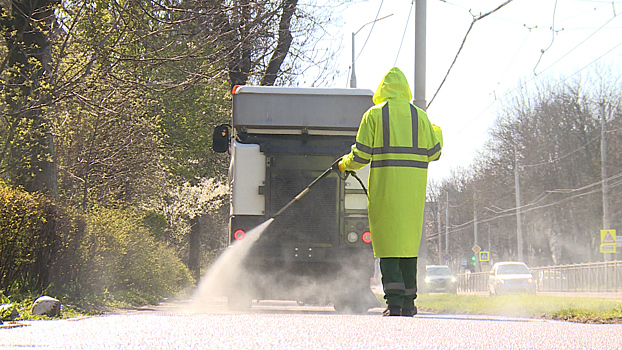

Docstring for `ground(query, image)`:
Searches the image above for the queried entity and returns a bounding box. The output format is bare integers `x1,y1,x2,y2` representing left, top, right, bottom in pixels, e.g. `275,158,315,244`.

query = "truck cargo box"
232,86,374,131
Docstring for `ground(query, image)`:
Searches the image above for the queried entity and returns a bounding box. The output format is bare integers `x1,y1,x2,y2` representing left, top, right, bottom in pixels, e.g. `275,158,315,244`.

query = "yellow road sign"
601,229,616,244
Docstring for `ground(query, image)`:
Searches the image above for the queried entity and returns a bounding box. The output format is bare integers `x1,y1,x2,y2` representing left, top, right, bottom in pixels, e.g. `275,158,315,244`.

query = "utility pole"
414,0,426,110
488,226,492,260
474,191,478,248
514,145,523,262
438,201,442,264
445,191,449,264
601,103,609,229
350,32,356,88
474,191,478,271
601,103,611,260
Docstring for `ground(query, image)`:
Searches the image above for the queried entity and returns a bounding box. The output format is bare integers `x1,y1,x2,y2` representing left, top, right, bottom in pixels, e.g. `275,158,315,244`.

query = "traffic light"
471,256,476,266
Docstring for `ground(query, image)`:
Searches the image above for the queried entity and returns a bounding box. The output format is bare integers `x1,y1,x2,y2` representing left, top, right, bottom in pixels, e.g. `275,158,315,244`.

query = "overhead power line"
433,0,621,140
444,169,622,235
536,8,621,76
394,1,414,66
451,36,622,138
356,0,384,61
532,0,560,75
522,136,599,168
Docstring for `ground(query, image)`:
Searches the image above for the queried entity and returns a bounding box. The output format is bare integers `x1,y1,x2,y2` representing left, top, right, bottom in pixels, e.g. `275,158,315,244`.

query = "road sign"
461,259,467,268
600,230,617,253
479,251,489,262
601,229,616,244
472,245,481,254
444,254,450,261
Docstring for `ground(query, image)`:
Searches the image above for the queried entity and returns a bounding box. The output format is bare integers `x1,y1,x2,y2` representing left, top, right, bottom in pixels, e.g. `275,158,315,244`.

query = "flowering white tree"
147,177,228,279
149,177,228,244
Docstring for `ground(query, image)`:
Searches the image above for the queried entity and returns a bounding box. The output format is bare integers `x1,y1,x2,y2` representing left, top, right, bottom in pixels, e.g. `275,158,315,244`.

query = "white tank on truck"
213,85,376,313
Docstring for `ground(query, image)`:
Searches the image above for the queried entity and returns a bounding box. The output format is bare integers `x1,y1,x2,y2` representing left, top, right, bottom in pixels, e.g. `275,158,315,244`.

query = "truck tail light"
234,229,246,241
362,231,372,243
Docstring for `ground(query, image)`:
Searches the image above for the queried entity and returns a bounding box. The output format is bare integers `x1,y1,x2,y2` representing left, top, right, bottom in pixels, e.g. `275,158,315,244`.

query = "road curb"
0,322,28,329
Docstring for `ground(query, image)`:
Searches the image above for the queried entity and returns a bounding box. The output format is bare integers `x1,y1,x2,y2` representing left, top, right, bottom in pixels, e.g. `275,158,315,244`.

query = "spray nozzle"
331,157,342,172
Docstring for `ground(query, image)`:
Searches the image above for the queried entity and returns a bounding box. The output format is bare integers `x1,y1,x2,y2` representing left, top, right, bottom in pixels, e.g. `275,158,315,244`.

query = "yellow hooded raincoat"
340,67,442,258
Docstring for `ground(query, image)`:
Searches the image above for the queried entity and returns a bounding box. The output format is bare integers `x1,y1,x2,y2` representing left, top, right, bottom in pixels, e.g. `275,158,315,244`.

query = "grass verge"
1,298,99,323
415,293,622,324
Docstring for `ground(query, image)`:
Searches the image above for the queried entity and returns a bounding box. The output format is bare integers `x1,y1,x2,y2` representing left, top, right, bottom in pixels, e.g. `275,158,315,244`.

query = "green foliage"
0,183,192,308
0,183,83,293
0,291,96,321
1,0,345,310
0,0,58,195
78,207,194,305
155,79,231,182
0,184,73,292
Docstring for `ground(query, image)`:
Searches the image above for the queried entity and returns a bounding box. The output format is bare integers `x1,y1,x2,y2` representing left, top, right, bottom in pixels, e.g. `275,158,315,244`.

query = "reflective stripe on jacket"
341,67,442,258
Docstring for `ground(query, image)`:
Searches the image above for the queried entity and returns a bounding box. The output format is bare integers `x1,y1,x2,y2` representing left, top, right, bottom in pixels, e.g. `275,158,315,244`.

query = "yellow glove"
338,159,346,173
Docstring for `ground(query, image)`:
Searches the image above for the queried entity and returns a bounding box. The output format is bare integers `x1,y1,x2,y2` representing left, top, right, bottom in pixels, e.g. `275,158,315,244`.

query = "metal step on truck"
213,85,377,313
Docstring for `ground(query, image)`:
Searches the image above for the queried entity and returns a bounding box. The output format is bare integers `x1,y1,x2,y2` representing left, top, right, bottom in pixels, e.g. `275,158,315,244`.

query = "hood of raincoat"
372,67,412,105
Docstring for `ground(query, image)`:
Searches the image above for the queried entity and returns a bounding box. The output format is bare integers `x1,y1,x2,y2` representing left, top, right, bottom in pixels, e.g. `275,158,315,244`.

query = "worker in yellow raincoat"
336,67,442,317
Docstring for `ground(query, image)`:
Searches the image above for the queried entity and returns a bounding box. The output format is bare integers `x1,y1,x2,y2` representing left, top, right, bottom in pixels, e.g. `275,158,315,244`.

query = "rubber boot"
382,305,401,317
401,306,417,317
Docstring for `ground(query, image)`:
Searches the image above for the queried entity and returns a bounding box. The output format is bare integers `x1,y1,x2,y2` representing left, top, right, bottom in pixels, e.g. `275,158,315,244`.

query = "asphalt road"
2,300,622,349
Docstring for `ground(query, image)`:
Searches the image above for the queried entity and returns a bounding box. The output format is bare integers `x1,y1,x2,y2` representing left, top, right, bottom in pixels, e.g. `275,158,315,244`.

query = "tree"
0,0,59,197
1,0,353,289
214,0,344,88
440,72,622,267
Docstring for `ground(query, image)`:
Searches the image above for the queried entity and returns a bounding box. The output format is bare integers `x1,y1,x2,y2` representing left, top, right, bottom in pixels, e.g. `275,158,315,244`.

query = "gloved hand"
331,157,345,173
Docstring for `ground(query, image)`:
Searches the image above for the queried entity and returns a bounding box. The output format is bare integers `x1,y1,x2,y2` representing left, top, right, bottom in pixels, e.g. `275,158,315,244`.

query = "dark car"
488,261,535,295
423,265,457,293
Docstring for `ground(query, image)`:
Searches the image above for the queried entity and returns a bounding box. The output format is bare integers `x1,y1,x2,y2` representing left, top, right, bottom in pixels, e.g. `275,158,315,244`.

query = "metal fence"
456,260,622,294
457,271,488,293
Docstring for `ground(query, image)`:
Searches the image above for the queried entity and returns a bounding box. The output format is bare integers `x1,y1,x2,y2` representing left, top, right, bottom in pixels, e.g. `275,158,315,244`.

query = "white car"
488,262,535,295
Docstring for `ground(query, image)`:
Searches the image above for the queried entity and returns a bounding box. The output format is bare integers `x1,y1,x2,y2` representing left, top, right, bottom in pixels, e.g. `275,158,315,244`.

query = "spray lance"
245,158,367,243
272,158,368,219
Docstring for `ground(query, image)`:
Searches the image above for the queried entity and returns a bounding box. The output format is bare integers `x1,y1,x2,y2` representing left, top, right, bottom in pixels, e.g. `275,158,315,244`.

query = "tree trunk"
188,216,201,281
1,0,59,198
261,0,297,86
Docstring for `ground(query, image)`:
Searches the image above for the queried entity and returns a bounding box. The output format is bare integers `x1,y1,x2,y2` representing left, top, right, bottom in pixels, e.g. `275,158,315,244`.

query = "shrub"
0,184,192,307
77,207,194,304
0,184,82,293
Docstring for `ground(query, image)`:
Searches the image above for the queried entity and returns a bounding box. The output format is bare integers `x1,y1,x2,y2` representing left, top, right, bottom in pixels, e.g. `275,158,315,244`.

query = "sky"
322,0,622,181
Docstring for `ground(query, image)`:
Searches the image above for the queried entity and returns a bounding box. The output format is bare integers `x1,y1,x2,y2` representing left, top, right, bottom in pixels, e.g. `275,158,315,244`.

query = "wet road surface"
2,300,622,349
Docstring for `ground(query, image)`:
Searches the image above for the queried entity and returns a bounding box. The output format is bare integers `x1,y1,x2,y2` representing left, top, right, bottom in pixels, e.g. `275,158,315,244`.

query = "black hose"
272,166,333,218
271,161,369,219
347,171,368,197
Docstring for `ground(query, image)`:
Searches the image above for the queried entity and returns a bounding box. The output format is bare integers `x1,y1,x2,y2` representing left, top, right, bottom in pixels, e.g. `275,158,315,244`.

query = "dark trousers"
380,257,418,309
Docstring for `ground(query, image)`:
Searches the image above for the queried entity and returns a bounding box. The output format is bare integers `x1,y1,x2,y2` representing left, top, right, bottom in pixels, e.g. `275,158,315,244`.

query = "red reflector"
362,231,372,243
234,229,246,241
232,85,242,94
